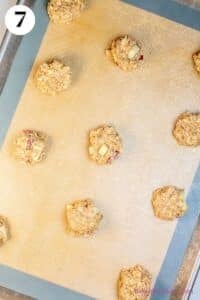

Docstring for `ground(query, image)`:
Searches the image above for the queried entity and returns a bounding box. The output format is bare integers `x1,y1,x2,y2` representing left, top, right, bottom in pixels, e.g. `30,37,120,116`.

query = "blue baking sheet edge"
0,0,200,299
0,0,47,145
0,264,92,300
122,0,200,31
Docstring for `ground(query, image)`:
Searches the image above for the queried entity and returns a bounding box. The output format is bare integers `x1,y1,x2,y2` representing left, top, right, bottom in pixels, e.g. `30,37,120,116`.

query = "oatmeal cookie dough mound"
173,112,200,147
0,216,10,247
118,265,152,300
88,125,122,165
47,0,87,24
65,199,103,236
35,59,71,95
192,50,200,74
11,129,49,165
152,186,187,221
106,35,143,71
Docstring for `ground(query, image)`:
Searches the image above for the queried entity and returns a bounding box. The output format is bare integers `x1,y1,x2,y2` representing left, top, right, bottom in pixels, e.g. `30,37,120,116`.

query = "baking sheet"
0,0,16,42
123,0,200,31
175,0,200,9
0,0,200,299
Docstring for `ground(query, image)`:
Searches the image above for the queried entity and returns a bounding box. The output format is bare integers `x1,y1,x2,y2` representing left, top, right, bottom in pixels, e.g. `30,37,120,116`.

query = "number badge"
5,5,35,36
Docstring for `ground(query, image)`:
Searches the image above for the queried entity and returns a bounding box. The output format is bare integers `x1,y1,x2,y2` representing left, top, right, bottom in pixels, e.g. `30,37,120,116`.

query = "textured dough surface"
0,216,10,247
11,129,49,165
118,265,152,300
88,125,122,165
35,59,71,95
152,186,187,221
65,199,103,236
106,35,143,71
173,112,200,147
47,0,87,24
192,50,200,74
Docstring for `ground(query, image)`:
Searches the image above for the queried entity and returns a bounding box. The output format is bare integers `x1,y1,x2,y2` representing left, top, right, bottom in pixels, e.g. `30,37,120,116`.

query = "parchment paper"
0,1,200,299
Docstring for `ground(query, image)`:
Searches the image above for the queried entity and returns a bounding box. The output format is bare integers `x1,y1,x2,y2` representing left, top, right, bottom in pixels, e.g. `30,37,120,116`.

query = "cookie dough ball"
65,199,103,236
118,265,152,300
152,186,187,221
11,129,49,165
0,216,10,246
106,35,143,71
88,125,122,165
47,0,87,24
35,59,71,95
173,112,200,147
192,50,200,74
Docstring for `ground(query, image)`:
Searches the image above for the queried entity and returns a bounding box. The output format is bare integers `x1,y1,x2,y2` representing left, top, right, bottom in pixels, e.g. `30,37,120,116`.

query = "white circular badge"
5,5,35,36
